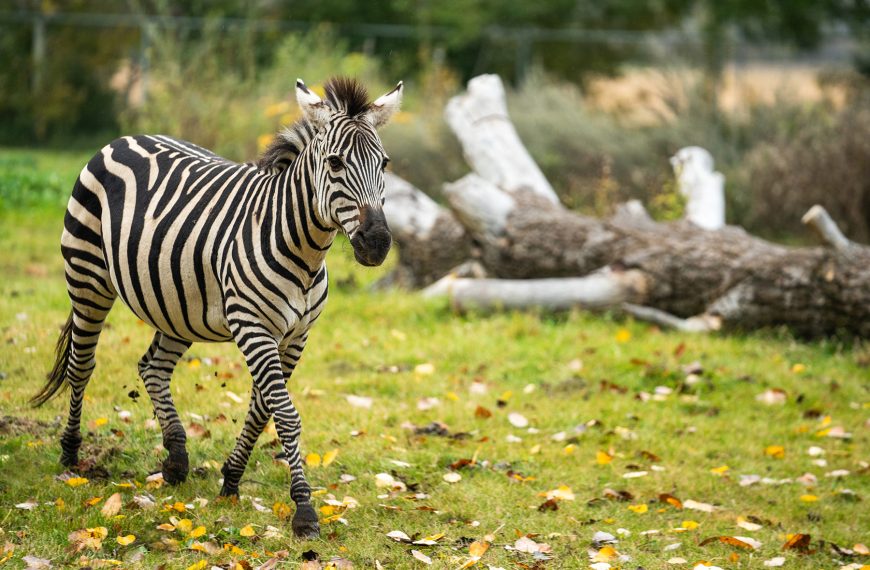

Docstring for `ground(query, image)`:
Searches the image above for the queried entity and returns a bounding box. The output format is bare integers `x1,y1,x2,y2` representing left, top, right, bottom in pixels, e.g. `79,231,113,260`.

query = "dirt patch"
0,415,55,436
75,439,122,481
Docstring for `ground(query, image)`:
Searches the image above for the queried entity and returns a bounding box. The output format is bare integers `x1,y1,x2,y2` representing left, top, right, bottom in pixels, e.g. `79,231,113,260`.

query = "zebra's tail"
31,310,73,407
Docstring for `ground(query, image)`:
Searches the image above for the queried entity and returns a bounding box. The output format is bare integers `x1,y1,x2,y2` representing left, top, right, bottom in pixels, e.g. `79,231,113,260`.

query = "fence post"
32,12,46,94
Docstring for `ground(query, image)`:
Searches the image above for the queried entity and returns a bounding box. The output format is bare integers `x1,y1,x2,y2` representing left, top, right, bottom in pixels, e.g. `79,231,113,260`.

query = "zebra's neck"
254,146,336,281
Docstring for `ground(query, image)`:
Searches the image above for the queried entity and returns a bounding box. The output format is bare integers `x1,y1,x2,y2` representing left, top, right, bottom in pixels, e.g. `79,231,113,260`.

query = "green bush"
0,155,68,212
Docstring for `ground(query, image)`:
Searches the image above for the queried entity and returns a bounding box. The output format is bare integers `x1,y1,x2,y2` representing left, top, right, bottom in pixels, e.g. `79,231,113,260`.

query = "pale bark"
444,74,559,204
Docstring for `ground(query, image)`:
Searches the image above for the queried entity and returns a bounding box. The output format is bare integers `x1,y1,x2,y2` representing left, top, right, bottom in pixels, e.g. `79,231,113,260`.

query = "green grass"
0,149,868,569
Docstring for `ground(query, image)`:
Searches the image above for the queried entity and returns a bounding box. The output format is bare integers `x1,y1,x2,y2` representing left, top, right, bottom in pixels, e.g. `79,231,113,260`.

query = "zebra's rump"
64,135,264,343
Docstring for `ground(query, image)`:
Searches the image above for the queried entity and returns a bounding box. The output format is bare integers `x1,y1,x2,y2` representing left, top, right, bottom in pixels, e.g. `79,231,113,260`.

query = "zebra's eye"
327,155,343,171
381,157,390,171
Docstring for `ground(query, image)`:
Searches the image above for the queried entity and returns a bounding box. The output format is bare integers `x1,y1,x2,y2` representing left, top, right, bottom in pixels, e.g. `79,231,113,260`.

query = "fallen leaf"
346,395,373,409
616,329,632,342
474,405,492,419
508,413,529,428
101,493,122,517
782,533,812,553
660,493,683,509
116,535,135,546
469,540,489,557
322,449,339,467
414,363,435,375
387,530,411,543
443,472,462,483
411,550,432,564
22,555,51,569
189,526,206,538
764,445,785,459
65,477,89,487
596,451,613,465
306,453,322,467
239,525,256,537
799,494,819,502
273,502,292,520
16,501,39,510
628,504,648,514
762,557,785,567
684,500,715,512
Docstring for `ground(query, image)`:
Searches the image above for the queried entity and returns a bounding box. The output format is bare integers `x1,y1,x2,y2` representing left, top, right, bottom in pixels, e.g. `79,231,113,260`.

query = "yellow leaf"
593,545,619,561
596,450,613,465
240,525,256,537
563,444,577,455
94,417,108,427
176,519,193,533
66,477,89,487
469,540,489,557
224,544,246,556
445,391,459,401
90,527,109,539
85,496,103,507
682,520,699,530
711,465,729,475
305,453,321,467
116,535,135,546
156,523,175,531
320,505,336,516
186,560,207,570
322,448,339,467
188,359,201,370
189,526,206,538
55,498,65,510
500,390,513,402
616,329,632,343
764,445,785,459
628,504,648,514
800,494,819,502
791,363,806,373
529,444,541,455
273,501,292,520
414,362,435,375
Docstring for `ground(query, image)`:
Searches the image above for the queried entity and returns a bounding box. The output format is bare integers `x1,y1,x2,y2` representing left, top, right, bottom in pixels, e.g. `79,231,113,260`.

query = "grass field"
0,149,868,569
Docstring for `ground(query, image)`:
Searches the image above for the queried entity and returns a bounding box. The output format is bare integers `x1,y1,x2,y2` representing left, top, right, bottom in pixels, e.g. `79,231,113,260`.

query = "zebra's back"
64,135,264,342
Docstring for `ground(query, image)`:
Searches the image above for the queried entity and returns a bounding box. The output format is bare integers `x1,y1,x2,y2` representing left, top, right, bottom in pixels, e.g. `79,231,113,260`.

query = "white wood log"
426,269,648,312
442,173,516,238
445,74,559,204
670,146,725,230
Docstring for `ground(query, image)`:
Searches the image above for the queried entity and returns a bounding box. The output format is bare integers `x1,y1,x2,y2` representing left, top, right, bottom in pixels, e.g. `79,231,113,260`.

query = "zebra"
32,77,402,539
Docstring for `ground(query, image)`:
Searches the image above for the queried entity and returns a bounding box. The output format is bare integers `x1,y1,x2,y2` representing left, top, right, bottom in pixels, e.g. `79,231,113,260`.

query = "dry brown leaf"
100,493,122,517
782,533,812,553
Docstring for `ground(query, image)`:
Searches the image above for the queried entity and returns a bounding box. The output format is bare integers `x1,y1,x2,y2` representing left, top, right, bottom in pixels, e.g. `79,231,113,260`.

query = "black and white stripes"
34,77,402,539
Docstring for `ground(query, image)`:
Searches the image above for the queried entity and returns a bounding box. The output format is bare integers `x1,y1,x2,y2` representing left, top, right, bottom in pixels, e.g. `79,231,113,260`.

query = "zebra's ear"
296,79,332,129
365,81,403,129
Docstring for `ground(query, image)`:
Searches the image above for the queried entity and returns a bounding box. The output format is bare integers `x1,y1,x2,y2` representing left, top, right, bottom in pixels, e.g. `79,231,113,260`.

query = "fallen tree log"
438,177,870,336
386,74,870,337
382,173,470,288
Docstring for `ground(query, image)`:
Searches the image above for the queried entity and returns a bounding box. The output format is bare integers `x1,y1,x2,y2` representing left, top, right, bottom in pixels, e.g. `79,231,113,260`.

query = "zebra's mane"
257,77,373,173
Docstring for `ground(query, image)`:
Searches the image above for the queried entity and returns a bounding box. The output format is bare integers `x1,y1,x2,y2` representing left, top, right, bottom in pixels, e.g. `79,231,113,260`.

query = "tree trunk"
382,173,471,288
441,177,870,336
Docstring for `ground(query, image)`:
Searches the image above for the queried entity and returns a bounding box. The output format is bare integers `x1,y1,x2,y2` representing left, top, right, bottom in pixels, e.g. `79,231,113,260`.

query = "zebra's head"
296,77,402,267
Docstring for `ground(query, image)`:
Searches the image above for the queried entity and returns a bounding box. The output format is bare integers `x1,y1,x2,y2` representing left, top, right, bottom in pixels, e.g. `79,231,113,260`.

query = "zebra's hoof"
292,503,320,539
162,452,189,485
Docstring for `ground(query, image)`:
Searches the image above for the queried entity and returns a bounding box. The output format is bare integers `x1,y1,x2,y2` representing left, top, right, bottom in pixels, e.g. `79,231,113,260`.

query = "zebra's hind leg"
232,327,318,539
59,302,115,467
219,385,269,497
139,332,192,484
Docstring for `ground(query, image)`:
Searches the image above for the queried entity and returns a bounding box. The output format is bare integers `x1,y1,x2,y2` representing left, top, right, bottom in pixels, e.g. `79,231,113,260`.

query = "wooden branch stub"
801,204,856,255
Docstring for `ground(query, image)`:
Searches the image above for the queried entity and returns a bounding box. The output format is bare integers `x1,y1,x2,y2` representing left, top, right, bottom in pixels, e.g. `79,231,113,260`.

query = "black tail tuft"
32,310,73,407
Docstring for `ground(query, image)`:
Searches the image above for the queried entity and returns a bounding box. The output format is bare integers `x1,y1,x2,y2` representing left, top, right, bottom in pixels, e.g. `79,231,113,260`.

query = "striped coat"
34,77,402,538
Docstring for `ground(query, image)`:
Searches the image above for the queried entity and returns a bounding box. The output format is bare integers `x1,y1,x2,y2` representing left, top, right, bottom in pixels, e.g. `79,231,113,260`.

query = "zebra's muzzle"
350,206,391,266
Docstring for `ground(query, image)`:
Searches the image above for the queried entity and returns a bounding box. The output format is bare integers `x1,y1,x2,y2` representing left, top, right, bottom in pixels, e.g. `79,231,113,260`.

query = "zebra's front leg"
234,331,318,539
139,332,192,484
